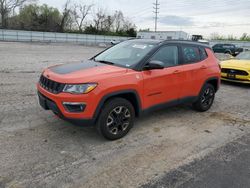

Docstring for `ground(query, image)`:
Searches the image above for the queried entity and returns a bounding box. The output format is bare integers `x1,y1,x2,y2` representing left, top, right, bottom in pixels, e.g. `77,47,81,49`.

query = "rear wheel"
96,98,135,140
193,84,215,112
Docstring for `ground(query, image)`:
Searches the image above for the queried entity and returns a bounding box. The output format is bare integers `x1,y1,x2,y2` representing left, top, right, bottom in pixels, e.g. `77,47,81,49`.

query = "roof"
129,39,211,48
161,40,211,48
129,39,162,44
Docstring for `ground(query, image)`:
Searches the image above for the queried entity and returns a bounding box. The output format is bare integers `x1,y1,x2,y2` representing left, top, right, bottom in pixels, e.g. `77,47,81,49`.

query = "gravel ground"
0,42,250,188
142,133,250,188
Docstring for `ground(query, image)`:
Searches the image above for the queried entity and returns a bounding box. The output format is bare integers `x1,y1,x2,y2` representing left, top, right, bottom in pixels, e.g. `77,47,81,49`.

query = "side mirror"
144,60,165,70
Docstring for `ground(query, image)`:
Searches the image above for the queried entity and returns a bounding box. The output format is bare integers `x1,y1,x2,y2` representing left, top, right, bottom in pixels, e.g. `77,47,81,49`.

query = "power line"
130,7,153,19
153,0,160,32
152,23,250,31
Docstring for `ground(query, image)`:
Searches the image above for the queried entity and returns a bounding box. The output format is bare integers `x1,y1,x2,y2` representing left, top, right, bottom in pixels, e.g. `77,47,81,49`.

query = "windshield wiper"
94,59,114,65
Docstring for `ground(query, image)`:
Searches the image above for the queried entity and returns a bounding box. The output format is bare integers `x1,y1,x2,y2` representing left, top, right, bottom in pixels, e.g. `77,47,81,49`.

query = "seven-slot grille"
39,75,65,94
221,68,248,76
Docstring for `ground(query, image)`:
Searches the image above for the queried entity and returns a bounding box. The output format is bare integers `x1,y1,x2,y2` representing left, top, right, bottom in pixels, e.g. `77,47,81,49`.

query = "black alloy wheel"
193,83,215,112
96,98,135,140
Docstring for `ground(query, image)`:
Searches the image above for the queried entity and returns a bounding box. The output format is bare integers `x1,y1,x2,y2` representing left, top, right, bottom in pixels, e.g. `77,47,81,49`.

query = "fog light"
63,102,86,113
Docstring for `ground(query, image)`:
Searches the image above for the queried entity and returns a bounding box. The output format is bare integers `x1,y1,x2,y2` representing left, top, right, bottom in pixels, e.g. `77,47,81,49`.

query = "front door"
142,45,182,109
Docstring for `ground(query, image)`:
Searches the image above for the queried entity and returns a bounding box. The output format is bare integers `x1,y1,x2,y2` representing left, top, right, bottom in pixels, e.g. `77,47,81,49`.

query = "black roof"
129,39,211,48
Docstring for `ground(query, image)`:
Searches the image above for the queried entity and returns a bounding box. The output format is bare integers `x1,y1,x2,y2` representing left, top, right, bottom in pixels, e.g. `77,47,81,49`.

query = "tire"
224,51,231,55
192,83,215,112
96,98,135,140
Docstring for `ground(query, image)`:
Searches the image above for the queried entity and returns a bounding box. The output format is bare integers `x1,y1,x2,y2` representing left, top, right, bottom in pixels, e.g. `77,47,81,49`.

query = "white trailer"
137,31,189,40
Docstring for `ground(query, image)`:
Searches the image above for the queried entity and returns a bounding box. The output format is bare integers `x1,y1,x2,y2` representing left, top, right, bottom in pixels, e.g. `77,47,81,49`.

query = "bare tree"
103,15,114,32
0,0,29,28
113,10,124,32
123,19,134,31
72,2,92,32
59,0,73,32
93,8,105,31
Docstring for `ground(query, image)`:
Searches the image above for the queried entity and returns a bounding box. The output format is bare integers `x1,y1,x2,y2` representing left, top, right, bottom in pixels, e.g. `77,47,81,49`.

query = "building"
137,31,189,40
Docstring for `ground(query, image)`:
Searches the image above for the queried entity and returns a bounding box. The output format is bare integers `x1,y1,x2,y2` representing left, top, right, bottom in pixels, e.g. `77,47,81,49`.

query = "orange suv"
37,39,221,140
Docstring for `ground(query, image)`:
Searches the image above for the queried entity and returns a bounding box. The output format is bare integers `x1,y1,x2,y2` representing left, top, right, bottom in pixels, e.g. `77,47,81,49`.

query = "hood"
43,60,128,83
221,59,250,70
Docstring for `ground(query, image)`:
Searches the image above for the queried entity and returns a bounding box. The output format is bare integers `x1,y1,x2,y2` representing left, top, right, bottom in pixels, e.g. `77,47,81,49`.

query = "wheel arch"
224,49,232,54
203,77,220,93
93,90,142,122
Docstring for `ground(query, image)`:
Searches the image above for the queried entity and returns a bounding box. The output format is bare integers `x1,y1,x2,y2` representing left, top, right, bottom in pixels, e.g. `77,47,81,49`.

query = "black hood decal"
50,60,106,74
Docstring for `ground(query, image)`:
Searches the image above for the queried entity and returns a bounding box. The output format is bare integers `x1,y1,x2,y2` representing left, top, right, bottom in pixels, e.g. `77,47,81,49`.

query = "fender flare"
199,77,220,95
93,89,142,122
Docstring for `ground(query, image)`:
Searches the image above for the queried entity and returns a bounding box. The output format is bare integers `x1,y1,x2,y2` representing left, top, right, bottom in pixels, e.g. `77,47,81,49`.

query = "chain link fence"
0,29,132,46
1,29,250,49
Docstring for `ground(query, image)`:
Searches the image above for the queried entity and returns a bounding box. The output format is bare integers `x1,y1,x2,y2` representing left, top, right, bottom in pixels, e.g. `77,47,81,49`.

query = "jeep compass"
37,39,221,140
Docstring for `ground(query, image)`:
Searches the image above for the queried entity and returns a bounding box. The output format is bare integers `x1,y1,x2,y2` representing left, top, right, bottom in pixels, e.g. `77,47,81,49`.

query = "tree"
84,24,97,34
126,28,136,37
40,4,61,31
93,8,106,32
227,34,237,41
2,1,138,37
72,2,92,32
139,28,150,32
240,33,249,41
59,0,73,32
113,10,124,32
210,33,224,40
18,4,61,32
103,15,114,32
0,0,29,28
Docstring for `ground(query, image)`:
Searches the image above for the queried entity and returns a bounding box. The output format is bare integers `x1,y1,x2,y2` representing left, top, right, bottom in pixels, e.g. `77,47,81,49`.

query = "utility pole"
153,0,160,32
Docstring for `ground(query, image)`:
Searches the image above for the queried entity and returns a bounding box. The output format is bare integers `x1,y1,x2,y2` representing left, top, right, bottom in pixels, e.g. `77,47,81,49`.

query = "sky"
38,0,250,38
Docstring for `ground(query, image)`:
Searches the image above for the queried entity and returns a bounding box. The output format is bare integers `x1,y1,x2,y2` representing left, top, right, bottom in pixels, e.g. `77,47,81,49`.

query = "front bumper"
221,77,250,84
221,72,250,84
37,83,99,125
38,91,94,126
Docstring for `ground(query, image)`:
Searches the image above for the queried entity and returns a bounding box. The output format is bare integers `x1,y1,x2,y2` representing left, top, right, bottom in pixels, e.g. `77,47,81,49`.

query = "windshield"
236,52,250,60
94,40,156,68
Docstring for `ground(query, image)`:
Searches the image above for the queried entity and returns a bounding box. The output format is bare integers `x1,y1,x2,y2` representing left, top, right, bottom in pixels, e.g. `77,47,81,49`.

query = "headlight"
63,83,97,94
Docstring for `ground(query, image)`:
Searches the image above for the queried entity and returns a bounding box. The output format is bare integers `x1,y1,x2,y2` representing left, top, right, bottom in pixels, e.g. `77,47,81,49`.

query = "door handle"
200,65,207,69
173,70,180,74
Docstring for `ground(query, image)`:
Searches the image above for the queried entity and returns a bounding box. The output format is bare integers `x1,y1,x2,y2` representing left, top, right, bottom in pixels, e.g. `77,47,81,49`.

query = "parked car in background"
212,44,243,56
37,39,221,140
220,51,250,84
110,40,121,45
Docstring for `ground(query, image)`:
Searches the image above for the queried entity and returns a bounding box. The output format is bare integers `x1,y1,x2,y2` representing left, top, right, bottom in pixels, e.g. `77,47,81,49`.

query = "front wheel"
96,98,135,140
193,84,215,112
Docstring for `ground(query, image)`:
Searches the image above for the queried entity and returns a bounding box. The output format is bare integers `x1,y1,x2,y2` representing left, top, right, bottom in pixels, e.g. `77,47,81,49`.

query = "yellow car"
220,51,250,84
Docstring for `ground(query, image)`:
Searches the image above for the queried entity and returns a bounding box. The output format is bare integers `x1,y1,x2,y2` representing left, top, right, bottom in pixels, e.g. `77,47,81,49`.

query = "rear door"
213,44,223,53
142,45,182,109
178,45,207,98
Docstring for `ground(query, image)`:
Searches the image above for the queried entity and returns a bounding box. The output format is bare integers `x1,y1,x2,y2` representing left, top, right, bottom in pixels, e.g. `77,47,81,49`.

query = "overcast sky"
39,0,250,38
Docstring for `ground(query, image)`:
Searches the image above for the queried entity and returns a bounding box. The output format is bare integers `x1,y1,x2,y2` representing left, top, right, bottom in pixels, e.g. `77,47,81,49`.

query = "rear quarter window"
200,47,208,61
182,46,200,64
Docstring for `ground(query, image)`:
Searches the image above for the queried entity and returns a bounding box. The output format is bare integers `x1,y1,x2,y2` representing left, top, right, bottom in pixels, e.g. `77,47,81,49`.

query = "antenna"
153,0,160,32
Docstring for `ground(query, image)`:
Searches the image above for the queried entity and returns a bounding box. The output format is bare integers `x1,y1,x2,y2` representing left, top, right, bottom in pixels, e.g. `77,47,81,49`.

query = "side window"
200,47,208,61
214,44,221,48
182,46,200,64
151,46,179,67
223,44,234,49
